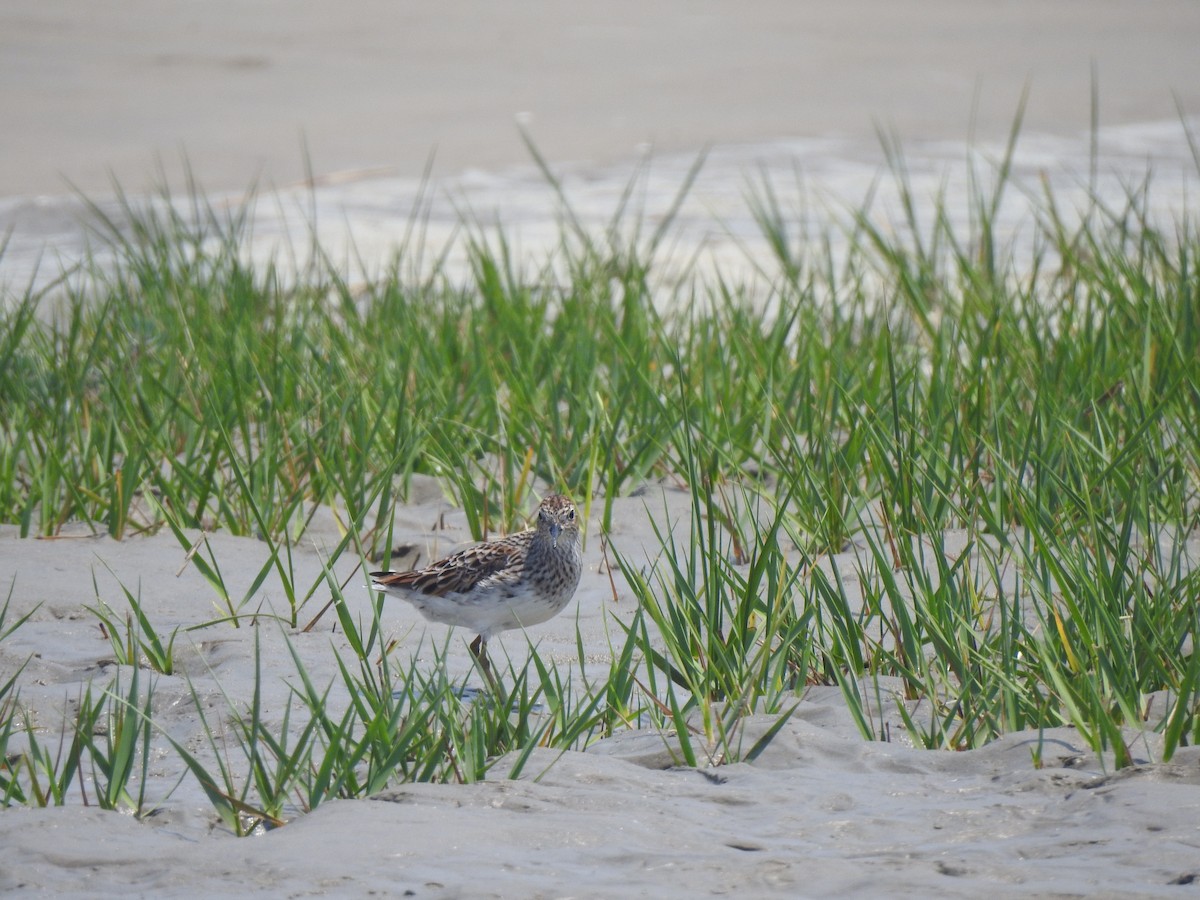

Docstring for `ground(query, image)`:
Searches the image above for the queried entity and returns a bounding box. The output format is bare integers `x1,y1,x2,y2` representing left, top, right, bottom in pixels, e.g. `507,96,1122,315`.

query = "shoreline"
3,116,1198,303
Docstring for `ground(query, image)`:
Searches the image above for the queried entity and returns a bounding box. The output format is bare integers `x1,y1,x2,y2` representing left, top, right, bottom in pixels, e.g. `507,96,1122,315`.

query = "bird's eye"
566,509,575,520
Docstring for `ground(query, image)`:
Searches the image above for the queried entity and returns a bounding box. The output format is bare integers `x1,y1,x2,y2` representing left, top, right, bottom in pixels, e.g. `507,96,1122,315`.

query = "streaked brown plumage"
370,494,583,682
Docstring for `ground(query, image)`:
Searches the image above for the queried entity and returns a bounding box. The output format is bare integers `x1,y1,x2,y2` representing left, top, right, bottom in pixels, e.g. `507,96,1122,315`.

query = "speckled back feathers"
370,494,583,641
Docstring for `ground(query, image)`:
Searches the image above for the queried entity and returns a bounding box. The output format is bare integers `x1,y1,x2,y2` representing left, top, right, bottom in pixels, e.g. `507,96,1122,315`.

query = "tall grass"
1,121,1198,830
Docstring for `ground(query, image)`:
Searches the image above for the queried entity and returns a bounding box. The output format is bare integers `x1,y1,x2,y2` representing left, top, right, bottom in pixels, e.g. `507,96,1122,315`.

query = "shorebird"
370,494,583,683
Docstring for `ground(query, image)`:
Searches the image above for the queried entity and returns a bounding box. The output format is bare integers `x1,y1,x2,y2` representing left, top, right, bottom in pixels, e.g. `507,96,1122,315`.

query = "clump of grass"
612,403,813,762
88,568,179,675
86,666,157,815
0,669,157,814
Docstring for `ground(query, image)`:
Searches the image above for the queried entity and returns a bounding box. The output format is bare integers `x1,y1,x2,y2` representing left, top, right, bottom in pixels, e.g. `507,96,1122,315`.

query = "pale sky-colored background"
2,1,1198,198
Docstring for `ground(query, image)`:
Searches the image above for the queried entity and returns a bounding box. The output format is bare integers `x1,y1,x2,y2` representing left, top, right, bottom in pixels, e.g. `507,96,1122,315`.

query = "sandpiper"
370,494,583,682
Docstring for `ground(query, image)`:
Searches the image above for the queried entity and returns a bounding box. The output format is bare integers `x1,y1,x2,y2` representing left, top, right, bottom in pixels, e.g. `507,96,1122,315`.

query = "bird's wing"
370,530,531,597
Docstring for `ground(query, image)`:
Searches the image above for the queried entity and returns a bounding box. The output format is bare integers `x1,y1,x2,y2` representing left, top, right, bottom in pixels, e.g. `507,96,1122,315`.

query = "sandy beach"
3,3,1200,897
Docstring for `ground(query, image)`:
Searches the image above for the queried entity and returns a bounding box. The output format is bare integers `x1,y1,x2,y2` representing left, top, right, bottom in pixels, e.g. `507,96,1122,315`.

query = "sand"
2,1,1200,199
3,3,1200,897
3,486,1200,897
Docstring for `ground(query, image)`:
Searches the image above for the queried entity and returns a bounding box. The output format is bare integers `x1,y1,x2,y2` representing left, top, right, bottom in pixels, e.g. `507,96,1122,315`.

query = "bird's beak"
550,521,561,548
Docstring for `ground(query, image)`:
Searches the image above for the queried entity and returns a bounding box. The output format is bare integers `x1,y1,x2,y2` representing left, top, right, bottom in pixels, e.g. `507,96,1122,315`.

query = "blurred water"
1,119,1197,307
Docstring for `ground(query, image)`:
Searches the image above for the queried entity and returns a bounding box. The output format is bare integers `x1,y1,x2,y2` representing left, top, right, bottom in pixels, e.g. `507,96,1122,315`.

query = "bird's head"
537,494,579,548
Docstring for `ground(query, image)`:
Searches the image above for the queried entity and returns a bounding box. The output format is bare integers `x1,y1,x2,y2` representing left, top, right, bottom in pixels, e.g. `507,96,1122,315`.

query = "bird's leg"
469,634,497,691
